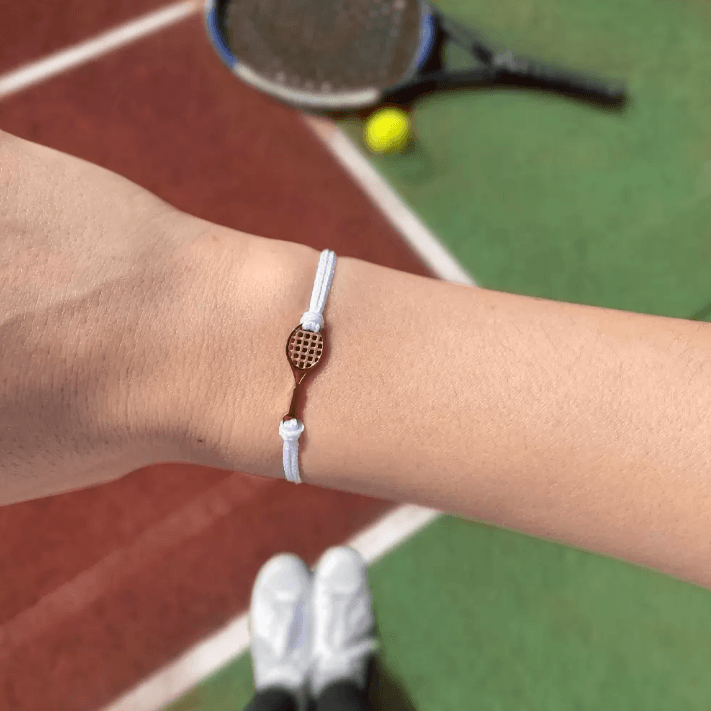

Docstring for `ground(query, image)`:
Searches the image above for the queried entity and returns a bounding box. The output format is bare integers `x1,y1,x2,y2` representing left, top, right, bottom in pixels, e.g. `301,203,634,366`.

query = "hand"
0,129,210,505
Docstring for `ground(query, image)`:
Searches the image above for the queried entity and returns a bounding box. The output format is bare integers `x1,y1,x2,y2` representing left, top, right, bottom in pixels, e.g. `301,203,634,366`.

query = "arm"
3,130,706,589
176,228,711,591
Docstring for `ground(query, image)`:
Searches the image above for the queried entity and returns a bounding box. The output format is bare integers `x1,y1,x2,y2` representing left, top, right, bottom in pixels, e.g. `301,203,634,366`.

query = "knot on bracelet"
279,417,305,442
301,311,323,332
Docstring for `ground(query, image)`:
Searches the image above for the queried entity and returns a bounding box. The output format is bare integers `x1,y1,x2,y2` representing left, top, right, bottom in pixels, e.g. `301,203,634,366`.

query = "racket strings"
288,329,324,370
225,0,422,93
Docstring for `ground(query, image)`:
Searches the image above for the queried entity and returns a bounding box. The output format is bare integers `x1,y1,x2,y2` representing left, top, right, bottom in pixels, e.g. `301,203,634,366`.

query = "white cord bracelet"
278,249,337,483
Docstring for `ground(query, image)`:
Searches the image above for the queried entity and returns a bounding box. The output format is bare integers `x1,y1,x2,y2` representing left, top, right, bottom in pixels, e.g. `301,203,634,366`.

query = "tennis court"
1,0,710,709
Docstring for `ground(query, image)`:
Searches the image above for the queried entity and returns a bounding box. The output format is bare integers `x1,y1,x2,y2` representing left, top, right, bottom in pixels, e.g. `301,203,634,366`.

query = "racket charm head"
286,325,325,373
282,324,325,423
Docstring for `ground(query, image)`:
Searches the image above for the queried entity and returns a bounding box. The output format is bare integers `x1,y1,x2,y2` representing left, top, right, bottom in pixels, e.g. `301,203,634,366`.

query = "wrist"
138,220,321,477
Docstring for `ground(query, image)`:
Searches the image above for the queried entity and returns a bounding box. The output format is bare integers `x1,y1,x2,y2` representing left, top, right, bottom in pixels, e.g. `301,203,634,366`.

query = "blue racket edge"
204,0,437,110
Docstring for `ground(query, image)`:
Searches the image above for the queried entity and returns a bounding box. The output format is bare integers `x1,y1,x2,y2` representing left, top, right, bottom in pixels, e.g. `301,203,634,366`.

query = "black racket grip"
495,52,626,103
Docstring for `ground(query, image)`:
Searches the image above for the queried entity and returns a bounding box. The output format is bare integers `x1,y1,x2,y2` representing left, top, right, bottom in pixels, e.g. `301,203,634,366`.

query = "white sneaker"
249,553,313,711
309,546,380,700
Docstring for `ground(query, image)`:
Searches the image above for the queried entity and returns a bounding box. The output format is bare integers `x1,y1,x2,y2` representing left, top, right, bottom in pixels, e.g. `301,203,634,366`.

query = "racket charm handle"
283,370,308,423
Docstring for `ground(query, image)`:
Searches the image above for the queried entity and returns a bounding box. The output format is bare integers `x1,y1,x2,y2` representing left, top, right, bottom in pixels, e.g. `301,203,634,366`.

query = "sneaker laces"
265,591,309,662
313,589,380,666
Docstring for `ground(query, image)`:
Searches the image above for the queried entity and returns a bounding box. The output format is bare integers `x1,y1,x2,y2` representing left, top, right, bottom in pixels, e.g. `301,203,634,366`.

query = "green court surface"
340,0,711,320
170,518,711,710
165,0,711,708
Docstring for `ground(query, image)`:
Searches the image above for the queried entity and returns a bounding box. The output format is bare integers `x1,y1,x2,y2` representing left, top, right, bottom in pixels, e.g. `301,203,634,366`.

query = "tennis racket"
205,0,626,111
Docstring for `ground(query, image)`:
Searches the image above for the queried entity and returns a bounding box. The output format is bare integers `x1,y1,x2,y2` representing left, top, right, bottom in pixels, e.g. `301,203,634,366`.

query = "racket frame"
205,0,624,110
204,0,434,110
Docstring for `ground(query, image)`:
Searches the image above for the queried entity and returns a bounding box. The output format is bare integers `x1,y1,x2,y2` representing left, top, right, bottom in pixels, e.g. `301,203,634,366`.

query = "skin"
0,128,214,503
183,231,711,591
2,128,711,593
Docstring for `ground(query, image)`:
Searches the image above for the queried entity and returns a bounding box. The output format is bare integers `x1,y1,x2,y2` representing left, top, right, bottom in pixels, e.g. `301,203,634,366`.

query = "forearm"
177,229,711,590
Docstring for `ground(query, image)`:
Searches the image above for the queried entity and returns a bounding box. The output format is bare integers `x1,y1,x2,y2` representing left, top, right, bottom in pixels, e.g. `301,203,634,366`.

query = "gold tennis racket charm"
282,324,325,423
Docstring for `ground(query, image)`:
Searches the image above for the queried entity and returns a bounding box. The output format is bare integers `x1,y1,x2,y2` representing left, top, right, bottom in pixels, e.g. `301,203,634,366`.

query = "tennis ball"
364,108,411,155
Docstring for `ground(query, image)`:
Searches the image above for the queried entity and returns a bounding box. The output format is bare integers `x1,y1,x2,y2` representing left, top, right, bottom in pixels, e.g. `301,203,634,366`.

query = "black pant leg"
315,680,376,711
243,685,299,711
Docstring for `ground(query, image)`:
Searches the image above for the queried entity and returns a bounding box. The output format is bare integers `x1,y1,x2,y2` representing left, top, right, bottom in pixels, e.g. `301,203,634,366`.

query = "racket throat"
491,50,528,73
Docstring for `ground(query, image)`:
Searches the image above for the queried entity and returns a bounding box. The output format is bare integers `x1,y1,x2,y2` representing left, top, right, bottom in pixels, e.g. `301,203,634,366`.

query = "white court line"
0,1,199,99
0,4,477,710
304,115,478,288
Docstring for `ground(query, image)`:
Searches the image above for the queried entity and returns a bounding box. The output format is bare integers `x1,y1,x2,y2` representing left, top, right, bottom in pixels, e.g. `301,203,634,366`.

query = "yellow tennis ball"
364,108,411,155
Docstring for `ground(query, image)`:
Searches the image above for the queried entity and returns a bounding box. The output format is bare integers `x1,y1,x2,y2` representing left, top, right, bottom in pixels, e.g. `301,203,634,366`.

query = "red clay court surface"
0,2,437,708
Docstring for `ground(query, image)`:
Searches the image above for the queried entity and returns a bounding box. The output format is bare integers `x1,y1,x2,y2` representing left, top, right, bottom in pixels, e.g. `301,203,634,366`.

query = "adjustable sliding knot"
279,418,304,441
301,311,323,332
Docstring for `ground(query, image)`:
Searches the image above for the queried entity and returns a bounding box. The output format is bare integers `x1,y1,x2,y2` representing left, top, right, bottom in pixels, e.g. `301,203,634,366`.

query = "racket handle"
494,52,626,103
